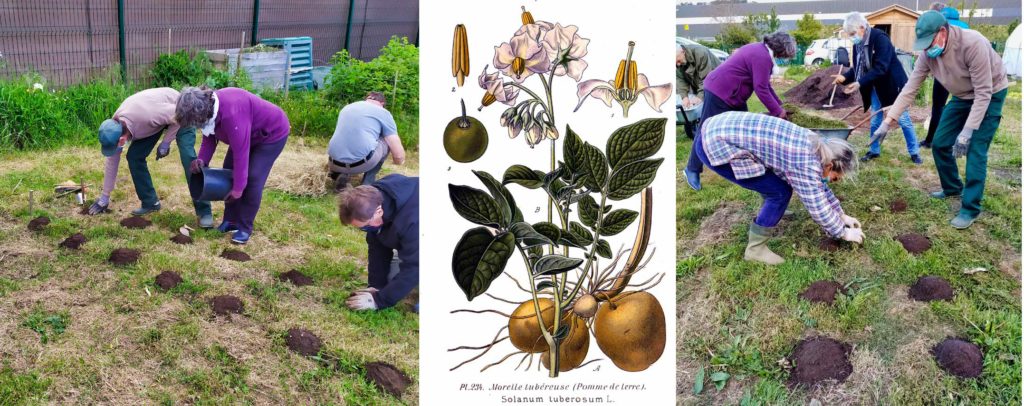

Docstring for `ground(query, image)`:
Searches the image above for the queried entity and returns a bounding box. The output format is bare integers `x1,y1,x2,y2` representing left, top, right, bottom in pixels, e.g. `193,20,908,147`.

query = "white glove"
869,120,891,146
841,227,865,244
842,215,861,229
346,290,378,311
681,97,693,108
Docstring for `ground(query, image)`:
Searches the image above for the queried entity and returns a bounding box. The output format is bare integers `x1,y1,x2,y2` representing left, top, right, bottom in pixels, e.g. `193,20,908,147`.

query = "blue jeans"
694,132,792,228
869,90,919,156
685,89,747,174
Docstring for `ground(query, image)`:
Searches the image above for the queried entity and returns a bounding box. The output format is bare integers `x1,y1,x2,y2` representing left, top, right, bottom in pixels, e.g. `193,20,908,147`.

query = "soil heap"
932,338,983,378
909,276,954,301
799,281,845,305
788,336,853,386
365,362,412,397
59,233,87,250
286,328,322,356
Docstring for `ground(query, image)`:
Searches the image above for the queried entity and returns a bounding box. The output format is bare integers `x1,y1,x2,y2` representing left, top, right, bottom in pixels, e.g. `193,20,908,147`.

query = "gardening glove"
832,74,846,84
868,120,891,147
156,141,171,160
87,196,110,215
189,158,205,174
842,214,861,229
681,97,693,108
953,128,973,158
353,287,379,295
346,291,378,311
841,227,865,244
843,82,861,94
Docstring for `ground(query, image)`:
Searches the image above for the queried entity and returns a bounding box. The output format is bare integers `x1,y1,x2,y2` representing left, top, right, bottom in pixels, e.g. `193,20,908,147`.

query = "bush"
150,50,215,88
324,36,419,118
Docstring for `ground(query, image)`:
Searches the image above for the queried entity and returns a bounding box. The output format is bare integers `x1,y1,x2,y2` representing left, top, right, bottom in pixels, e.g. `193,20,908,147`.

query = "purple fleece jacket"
704,43,784,117
197,88,290,196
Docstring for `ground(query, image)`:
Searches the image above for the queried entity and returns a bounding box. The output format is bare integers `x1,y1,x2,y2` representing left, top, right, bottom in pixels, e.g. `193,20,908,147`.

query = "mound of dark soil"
220,249,250,262
170,234,193,245
59,233,87,250
210,295,244,315
120,216,152,229
818,238,845,252
799,281,846,305
890,199,908,213
108,248,140,266
931,337,983,378
782,68,859,110
365,362,412,397
286,328,322,356
27,216,50,231
909,276,954,302
279,270,313,287
788,336,853,386
896,233,931,255
155,271,183,291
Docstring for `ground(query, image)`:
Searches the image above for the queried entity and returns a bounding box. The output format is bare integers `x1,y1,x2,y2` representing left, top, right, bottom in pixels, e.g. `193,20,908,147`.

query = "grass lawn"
676,72,1022,404
0,138,419,404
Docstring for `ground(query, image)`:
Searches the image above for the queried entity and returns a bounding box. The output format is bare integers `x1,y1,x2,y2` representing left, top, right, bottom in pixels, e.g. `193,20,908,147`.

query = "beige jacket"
101,88,182,199
888,26,1008,130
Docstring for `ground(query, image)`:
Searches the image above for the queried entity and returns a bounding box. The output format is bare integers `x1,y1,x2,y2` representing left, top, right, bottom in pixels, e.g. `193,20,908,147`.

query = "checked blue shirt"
702,111,847,238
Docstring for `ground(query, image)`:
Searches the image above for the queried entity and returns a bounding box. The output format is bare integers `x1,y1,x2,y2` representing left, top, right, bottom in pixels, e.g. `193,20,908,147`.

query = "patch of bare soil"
908,276,953,302
889,199,908,213
788,336,853,387
932,337,983,378
210,295,244,315
108,248,140,266
286,328,322,356
155,271,183,291
169,234,193,244
27,216,50,231
278,270,313,286
896,233,931,255
365,362,413,397
120,216,151,229
681,202,747,257
220,249,251,262
783,68,859,109
800,281,846,305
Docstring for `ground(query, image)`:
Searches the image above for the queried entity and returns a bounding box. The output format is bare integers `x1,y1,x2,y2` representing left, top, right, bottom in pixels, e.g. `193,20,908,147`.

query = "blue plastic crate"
260,36,314,90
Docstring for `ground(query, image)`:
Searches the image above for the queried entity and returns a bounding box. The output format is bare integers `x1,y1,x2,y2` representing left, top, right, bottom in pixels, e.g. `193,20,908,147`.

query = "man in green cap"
874,10,1007,229
89,87,213,228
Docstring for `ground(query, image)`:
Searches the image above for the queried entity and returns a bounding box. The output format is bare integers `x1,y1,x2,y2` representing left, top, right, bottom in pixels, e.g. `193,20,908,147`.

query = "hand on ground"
842,227,865,244
842,215,861,229
346,291,377,311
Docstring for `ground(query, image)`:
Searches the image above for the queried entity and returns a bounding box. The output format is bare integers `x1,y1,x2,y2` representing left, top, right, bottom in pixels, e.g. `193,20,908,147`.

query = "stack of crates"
260,36,314,90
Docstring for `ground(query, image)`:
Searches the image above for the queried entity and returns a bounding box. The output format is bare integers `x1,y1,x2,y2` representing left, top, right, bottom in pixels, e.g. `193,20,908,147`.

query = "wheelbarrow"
808,106,890,140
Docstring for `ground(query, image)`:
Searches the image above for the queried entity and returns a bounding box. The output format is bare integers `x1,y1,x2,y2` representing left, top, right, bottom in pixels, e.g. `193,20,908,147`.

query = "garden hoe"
822,65,842,109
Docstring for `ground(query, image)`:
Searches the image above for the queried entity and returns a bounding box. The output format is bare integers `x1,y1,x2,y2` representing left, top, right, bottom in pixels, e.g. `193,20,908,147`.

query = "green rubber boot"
744,223,784,265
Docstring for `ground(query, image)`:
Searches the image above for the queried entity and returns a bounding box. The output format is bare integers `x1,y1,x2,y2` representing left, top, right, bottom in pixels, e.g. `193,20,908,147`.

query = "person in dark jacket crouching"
338,174,419,311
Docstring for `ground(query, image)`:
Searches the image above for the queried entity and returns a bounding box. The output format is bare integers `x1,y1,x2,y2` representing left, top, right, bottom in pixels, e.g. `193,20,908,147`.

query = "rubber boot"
744,223,784,265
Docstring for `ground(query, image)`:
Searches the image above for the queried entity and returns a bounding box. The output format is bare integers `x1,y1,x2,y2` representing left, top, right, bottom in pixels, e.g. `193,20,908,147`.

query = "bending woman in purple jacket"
684,31,797,192
175,86,290,244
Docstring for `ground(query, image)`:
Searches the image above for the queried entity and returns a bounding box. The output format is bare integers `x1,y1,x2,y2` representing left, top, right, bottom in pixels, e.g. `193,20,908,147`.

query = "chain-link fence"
0,0,418,86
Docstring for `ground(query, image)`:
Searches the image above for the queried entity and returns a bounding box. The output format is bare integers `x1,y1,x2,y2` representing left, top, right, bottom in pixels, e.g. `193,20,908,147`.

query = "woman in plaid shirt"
694,111,866,264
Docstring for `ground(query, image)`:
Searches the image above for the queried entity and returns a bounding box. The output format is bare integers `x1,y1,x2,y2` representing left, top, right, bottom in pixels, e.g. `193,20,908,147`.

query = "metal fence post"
251,0,261,46
344,0,355,53
117,0,127,83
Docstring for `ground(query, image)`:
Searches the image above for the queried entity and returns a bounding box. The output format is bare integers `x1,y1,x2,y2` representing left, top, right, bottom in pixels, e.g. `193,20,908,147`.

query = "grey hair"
842,12,869,35
810,133,858,177
930,2,946,11
677,43,684,54
175,86,215,128
763,31,797,59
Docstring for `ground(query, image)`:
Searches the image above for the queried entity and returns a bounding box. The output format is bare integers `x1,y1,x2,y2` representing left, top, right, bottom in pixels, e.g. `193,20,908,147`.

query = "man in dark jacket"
833,12,922,164
338,174,419,311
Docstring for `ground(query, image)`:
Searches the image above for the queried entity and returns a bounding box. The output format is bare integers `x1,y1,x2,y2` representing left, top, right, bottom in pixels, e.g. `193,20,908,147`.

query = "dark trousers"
925,79,951,145
694,131,792,227
125,126,212,216
685,89,747,174
932,88,1006,217
222,136,288,234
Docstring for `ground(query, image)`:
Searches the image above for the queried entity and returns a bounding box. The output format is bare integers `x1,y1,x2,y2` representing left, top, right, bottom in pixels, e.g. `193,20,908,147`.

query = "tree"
744,6,782,38
717,23,758,50
792,13,825,48
1009,19,1020,36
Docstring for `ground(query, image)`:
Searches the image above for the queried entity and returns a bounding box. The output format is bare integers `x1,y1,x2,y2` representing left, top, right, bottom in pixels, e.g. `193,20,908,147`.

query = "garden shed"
866,4,921,52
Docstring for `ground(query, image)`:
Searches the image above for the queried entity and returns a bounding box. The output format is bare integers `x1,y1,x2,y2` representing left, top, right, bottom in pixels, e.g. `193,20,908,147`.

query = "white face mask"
200,93,219,136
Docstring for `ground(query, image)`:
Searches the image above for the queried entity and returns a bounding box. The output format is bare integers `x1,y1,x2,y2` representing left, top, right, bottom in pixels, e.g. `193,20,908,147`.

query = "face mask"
821,177,829,184
360,225,381,233
926,45,944,58
851,36,862,45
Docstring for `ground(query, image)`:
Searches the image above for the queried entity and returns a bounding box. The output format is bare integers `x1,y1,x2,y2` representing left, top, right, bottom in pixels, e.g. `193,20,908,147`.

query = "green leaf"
451,228,516,300
448,184,504,227
536,280,555,291
578,195,599,228
558,234,585,249
607,158,663,201
596,239,612,259
510,222,554,247
532,222,562,244
710,371,730,391
512,207,524,224
473,170,514,228
532,255,584,277
564,125,585,178
581,142,609,191
599,209,639,236
693,366,705,395
606,118,667,170
570,222,594,246
502,165,545,189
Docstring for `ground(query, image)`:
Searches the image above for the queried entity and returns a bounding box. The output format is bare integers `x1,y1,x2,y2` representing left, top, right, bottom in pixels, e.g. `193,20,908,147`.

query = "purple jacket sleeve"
227,121,252,196
752,54,784,117
197,135,217,166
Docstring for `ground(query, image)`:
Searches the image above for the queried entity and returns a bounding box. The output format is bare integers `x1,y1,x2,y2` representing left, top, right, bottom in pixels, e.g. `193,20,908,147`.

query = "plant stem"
515,242,560,377
561,193,608,309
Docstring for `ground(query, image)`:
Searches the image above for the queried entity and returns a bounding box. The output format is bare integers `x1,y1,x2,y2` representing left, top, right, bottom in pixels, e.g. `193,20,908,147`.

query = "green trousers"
931,88,1007,218
125,126,212,216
